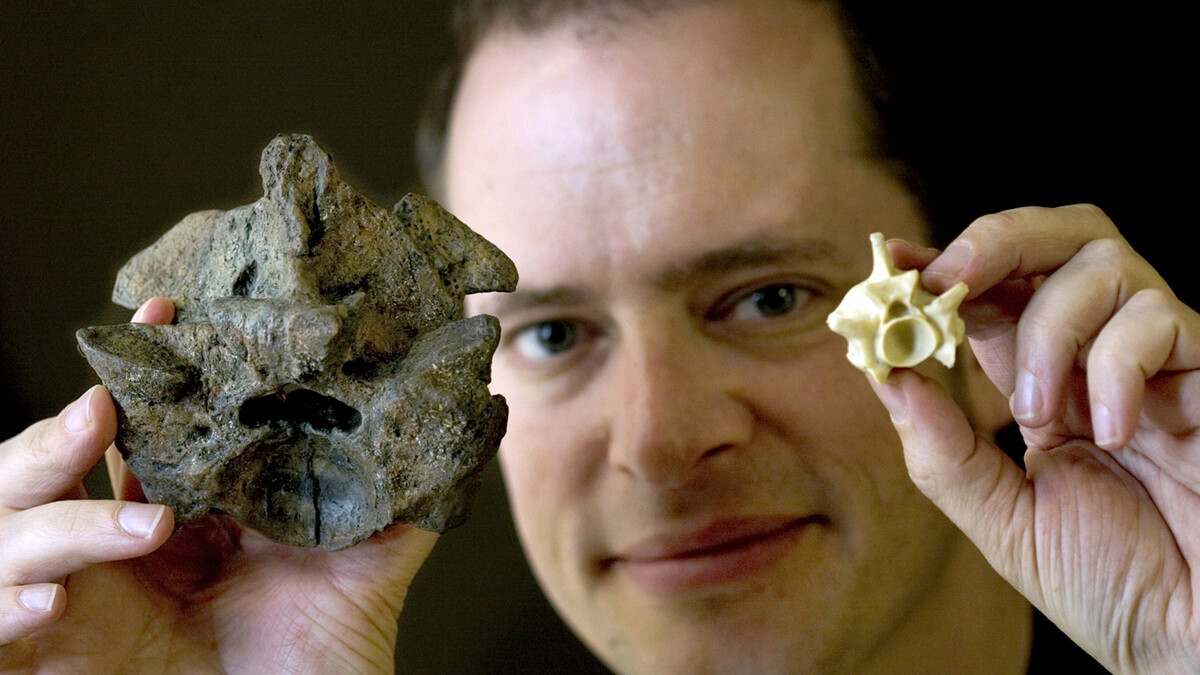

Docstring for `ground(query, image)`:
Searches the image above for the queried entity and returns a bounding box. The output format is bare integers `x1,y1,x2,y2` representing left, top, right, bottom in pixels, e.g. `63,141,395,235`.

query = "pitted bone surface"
77,134,517,550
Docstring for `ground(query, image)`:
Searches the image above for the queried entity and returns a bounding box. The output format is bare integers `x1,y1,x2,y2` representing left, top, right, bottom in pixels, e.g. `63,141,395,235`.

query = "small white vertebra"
827,232,968,383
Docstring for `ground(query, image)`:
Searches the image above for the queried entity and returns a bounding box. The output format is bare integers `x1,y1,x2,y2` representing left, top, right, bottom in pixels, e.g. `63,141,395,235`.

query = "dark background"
0,3,1191,673
2,3,605,672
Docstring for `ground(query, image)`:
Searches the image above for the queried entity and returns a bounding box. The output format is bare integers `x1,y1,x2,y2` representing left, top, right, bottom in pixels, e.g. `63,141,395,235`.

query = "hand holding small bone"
870,205,1200,674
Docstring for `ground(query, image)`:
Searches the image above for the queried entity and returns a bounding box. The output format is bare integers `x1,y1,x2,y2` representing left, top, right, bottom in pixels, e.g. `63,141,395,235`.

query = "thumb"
333,524,440,617
872,369,1041,604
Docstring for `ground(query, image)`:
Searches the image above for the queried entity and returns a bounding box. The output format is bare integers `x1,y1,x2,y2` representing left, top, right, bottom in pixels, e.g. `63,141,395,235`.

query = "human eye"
508,319,596,364
710,281,820,324
699,276,836,351
728,283,807,320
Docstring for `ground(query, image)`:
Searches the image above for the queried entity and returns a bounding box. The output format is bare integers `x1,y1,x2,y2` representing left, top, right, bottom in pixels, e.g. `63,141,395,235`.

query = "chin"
563,586,845,675
590,628,816,675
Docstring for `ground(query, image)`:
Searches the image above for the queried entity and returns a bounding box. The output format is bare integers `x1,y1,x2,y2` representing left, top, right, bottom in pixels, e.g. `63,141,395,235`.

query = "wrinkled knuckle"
969,210,1020,238
13,426,107,489
1064,202,1112,225
1086,337,1133,375
904,462,938,491
1127,287,1176,313
58,508,99,541
5,418,57,465
1077,236,1134,266
53,441,105,480
1023,310,1077,351
12,472,67,506
0,534,29,589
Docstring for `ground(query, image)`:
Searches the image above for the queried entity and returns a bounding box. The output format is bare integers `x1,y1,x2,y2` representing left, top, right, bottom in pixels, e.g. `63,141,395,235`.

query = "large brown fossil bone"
77,134,517,550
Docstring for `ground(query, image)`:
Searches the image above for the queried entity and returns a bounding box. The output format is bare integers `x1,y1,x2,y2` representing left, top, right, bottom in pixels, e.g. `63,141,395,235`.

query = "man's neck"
863,531,1033,674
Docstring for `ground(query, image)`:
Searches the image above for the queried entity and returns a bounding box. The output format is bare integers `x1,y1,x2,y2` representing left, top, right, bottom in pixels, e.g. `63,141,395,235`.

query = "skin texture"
446,2,1029,673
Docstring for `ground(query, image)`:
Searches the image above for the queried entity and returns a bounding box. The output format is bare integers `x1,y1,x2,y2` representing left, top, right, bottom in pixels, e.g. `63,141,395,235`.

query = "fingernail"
19,585,58,613
131,299,152,323
1012,369,1043,422
63,386,98,433
927,241,973,282
875,380,909,424
118,503,167,539
1093,402,1118,447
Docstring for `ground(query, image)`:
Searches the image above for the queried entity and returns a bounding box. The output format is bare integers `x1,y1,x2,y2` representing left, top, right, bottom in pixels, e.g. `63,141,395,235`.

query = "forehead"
444,0,925,288
446,0,867,193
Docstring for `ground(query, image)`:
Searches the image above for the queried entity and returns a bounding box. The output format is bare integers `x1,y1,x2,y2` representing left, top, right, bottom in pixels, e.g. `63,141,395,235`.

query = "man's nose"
605,323,754,487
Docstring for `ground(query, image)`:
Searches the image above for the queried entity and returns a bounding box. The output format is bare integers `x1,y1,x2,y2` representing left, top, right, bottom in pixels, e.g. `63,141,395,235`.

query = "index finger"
920,204,1162,298
0,386,117,514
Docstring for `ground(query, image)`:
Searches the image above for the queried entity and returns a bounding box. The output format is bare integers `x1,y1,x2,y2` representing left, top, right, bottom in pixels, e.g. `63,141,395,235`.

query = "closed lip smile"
601,515,828,593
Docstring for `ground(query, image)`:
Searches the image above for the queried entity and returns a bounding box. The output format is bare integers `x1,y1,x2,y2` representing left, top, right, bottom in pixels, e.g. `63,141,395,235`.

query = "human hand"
0,297,439,673
874,205,1200,674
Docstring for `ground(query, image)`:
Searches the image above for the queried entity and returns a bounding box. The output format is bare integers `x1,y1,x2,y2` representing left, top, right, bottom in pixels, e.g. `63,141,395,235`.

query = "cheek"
495,407,607,630
495,390,599,555
768,342,894,440
764,348,960,590
762,344,918,504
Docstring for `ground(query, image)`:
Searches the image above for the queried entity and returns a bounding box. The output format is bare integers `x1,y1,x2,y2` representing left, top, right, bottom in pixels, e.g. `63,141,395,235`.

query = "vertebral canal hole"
239,384,362,433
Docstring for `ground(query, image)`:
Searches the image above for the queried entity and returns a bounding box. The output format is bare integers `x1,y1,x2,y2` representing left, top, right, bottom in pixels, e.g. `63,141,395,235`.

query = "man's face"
445,2,980,672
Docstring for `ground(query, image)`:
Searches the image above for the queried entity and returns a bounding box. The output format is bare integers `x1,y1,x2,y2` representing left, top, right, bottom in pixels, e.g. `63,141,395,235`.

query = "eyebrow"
476,285,595,316
478,236,844,315
652,237,842,291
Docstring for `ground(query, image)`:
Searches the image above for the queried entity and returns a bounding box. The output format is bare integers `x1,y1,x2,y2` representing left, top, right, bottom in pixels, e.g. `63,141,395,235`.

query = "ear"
948,345,1013,441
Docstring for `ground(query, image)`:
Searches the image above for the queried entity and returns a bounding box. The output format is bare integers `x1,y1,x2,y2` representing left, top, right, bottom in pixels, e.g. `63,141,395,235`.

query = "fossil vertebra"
77,134,517,550
827,232,967,384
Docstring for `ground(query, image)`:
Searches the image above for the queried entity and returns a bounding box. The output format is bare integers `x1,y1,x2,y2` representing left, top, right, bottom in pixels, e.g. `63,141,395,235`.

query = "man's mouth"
602,515,829,593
